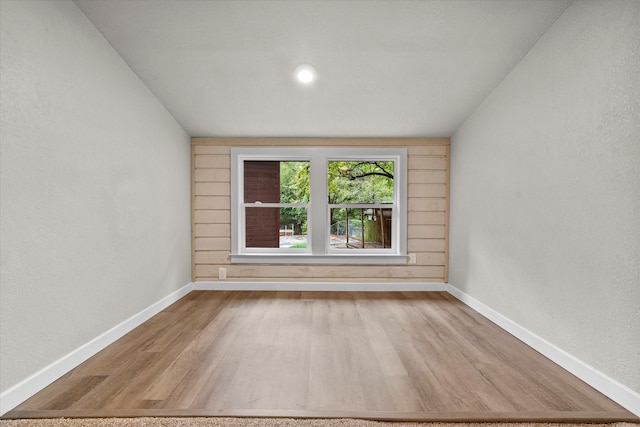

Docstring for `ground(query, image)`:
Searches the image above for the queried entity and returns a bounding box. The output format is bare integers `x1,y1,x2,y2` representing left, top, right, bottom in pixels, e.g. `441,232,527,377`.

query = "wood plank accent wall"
191,138,450,283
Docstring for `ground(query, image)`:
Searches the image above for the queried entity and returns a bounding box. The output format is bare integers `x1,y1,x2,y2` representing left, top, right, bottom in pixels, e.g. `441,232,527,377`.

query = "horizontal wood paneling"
192,138,449,283
407,156,447,170
193,196,231,210
416,252,448,265
194,224,231,237
193,251,230,264
193,265,445,280
194,169,230,182
408,184,447,198
408,211,446,224
194,155,230,169
194,145,231,155
408,238,447,252
193,137,449,147
407,225,447,239
408,198,447,211
194,182,231,196
408,170,447,184
406,145,448,155
194,237,231,251
194,210,231,224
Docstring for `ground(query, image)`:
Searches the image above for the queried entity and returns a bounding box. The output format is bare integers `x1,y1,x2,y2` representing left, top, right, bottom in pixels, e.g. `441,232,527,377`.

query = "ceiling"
73,0,572,138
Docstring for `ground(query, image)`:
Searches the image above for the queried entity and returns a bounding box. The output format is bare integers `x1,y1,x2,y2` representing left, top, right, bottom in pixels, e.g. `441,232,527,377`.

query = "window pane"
280,161,310,203
279,207,308,248
329,208,393,249
244,161,309,203
327,161,394,204
244,161,280,203
246,207,308,249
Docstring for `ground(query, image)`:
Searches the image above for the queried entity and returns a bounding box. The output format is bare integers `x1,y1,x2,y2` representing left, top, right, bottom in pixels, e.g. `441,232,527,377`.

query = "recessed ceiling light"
294,64,317,84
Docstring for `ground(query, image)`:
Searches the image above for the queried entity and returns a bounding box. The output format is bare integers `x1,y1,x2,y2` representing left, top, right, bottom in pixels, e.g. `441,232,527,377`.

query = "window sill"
230,254,408,265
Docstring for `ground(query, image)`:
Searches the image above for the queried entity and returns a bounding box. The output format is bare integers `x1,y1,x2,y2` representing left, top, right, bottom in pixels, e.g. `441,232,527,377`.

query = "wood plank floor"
4,291,638,422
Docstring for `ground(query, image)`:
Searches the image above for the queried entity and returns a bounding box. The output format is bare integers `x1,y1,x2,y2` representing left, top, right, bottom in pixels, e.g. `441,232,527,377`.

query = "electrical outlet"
408,253,417,264
218,267,227,280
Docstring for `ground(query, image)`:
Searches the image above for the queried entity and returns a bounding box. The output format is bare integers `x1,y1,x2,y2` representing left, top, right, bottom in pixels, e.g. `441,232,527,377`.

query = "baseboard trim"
192,281,448,292
0,282,193,416
446,284,640,417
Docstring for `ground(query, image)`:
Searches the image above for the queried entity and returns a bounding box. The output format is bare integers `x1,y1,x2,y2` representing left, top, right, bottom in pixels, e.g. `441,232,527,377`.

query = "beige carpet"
0,419,638,427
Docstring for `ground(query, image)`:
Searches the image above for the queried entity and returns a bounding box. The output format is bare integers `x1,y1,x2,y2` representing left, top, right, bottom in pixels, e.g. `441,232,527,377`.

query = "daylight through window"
231,148,407,264
328,160,395,250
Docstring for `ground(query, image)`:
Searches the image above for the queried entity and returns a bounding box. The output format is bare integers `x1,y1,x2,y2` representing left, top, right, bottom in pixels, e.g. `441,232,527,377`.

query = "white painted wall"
0,0,191,394
450,0,640,395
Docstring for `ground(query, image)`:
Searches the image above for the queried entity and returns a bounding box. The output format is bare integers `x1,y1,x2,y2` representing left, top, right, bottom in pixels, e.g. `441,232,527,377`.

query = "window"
231,147,407,264
243,160,310,251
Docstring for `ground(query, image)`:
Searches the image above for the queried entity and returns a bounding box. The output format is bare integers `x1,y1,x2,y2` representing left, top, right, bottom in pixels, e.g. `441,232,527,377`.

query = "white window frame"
231,147,407,264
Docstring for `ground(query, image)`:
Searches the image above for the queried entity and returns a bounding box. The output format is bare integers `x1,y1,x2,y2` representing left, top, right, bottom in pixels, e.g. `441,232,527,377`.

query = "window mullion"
309,152,327,255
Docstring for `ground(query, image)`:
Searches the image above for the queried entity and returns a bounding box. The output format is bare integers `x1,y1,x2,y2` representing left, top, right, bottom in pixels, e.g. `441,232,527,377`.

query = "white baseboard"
446,284,640,417
0,282,193,416
192,281,447,292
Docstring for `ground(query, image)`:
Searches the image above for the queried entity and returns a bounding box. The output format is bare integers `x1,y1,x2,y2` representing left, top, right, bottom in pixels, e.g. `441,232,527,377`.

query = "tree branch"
349,171,394,180
345,162,394,180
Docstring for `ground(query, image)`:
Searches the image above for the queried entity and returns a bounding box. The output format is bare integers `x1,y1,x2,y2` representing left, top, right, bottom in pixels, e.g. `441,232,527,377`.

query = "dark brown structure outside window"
244,161,280,248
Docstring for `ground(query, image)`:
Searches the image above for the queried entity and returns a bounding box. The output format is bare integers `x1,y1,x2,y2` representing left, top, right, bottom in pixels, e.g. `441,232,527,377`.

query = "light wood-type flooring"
4,291,638,422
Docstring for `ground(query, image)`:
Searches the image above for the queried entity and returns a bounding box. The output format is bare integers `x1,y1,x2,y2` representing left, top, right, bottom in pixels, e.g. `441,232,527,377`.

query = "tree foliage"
279,162,309,233
279,160,394,233
279,161,309,204
328,161,394,204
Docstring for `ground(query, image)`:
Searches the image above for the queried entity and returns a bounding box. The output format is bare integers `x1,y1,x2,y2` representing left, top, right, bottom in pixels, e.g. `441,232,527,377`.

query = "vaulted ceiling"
74,0,572,138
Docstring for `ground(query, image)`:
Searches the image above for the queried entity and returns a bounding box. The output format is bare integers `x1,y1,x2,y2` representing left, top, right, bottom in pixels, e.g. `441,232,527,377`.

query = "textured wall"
450,0,640,393
0,1,191,392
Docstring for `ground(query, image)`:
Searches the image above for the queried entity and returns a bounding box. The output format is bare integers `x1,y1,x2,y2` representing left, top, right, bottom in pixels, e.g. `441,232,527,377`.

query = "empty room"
0,0,638,425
